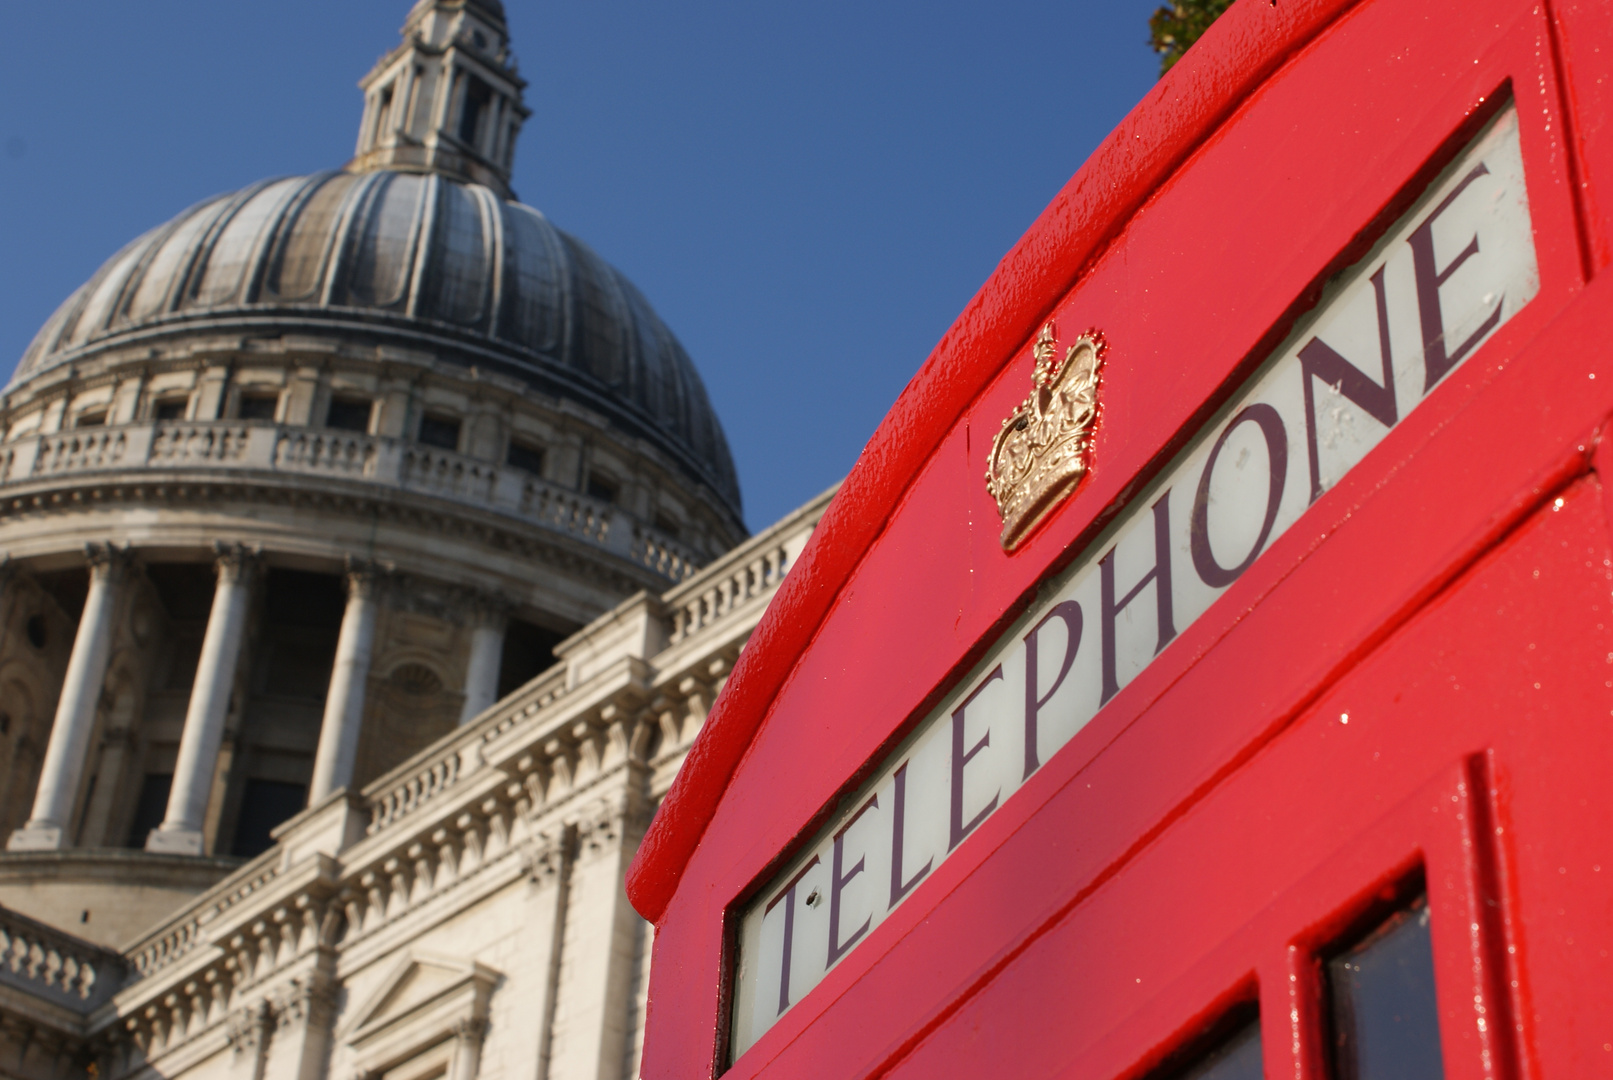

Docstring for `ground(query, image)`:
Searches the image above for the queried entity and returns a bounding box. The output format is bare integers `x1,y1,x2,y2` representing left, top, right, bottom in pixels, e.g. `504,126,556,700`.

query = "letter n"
1299,266,1397,503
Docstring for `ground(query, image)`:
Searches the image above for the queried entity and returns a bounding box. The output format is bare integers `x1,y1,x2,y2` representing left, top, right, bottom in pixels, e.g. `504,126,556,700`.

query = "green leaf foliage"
1149,0,1236,76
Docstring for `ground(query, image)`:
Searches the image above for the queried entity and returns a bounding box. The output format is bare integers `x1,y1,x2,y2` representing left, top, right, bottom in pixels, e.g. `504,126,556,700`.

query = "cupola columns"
310,562,383,803
146,546,259,856
349,0,530,199
8,546,131,851
459,603,508,725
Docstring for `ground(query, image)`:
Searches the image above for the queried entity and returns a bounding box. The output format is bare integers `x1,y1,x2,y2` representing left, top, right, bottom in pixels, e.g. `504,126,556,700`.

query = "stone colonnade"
4,545,511,853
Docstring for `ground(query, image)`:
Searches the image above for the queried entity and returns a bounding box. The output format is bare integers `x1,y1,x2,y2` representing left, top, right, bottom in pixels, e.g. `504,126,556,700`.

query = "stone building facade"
0,2,816,1078
0,490,823,1080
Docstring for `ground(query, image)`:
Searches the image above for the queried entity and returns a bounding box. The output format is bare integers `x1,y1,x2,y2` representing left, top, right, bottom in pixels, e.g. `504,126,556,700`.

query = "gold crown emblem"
985,321,1106,550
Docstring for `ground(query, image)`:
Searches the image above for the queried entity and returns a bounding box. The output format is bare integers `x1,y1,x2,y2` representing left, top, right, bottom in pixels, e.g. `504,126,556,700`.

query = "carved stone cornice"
520,824,575,884
82,542,134,582
211,541,262,585
0,475,657,595
448,585,512,631
343,556,390,602
272,974,337,1030
224,1000,271,1053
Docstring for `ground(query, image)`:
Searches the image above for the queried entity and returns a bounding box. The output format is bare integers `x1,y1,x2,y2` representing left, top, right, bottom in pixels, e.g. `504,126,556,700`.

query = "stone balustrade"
664,488,826,644
126,850,283,979
0,904,126,1011
0,420,699,581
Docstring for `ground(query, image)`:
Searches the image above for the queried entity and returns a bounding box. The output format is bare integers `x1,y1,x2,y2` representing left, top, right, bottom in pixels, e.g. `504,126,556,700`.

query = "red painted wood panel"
1549,0,1613,272
633,0,1613,1075
887,478,1613,1078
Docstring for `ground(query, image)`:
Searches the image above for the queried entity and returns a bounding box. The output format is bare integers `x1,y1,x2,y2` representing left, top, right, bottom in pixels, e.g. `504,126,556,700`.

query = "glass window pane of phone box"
1328,894,1446,1080
1159,1020,1262,1080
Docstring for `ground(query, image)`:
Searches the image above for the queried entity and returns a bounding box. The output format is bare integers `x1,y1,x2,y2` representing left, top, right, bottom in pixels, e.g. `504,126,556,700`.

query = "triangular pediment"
342,953,500,1048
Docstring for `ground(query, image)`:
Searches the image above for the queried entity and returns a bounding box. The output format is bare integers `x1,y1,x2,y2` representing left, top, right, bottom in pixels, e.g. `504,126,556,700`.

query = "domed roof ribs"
404,174,443,319
7,5,742,520
471,183,504,337
661,324,691,444
39,229,148,360
320,171,389,308
167,178,281,314
601,262,637,397
47,232,152,360
17,279,91,378
242,173,335,305
551,229,580,376
104,198,221,333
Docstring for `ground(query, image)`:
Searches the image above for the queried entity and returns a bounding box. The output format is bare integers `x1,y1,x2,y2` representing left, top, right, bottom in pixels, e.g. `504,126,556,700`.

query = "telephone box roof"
624,0,1378,925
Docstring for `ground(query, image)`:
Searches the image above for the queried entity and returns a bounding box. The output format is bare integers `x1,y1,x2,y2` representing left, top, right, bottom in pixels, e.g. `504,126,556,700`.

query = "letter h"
1099,493,1176,705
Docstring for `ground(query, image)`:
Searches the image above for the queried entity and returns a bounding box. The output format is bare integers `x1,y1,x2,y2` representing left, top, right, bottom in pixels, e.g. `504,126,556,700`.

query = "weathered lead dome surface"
15,170,741,516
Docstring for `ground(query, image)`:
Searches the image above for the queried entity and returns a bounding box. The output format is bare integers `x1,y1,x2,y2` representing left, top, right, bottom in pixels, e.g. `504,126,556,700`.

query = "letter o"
1190,403,1288,588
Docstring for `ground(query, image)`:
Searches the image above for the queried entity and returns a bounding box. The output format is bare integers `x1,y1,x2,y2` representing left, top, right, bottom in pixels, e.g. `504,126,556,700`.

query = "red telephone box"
627,0,1613,1076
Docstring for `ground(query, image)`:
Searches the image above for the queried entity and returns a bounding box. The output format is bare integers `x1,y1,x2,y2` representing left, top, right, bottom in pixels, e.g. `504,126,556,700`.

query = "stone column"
8,545,130,851
542,786,649,1080
147,544,259,855
458,597,507,726
309,560,382,803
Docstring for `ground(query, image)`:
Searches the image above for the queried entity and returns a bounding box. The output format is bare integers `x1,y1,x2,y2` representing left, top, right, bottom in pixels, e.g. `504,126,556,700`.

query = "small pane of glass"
238,394,278,421
419,414,461,451
154,399,187,421
1327,895,1446,1080
326,397,372,433
506,439,545,475
587,474,618,504
1164,1020,1262,1080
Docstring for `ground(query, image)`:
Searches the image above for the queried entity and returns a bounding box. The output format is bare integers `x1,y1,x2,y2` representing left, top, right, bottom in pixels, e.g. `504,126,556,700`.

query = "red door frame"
629,0,1613,1076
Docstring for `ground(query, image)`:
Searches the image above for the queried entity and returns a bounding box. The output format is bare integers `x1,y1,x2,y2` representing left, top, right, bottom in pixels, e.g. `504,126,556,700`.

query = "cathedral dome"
14,170,741,516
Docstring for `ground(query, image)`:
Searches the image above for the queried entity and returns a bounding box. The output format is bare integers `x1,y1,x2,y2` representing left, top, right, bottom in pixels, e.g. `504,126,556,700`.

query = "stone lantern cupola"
351,0,530,198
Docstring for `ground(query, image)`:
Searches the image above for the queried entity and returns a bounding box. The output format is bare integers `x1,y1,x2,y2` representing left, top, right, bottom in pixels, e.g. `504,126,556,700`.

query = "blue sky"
0,2,1160,530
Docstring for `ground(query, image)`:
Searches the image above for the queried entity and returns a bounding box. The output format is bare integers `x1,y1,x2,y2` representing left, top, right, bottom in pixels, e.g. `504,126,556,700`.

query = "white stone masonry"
459,601,508,726
311,562,382,802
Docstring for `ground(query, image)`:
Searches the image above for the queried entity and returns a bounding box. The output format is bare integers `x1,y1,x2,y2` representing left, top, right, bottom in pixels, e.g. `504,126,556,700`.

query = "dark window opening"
1327,890,1446,1080
654,512,681,540
145,562,218,622
164,633,205,692
326,397,372,433
24,615,45,650
230,779,308,858
497,618,568,699
264,569,345,627
418,414,461,451
256,569,344,700
238,394,278,421
126,773,172,848
586,474,618,505
74,411,107,428
375,85,395,137
153,399,187,422
506,440,545,476
458,76,493,147
33,569,88,621
133,560,214,690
